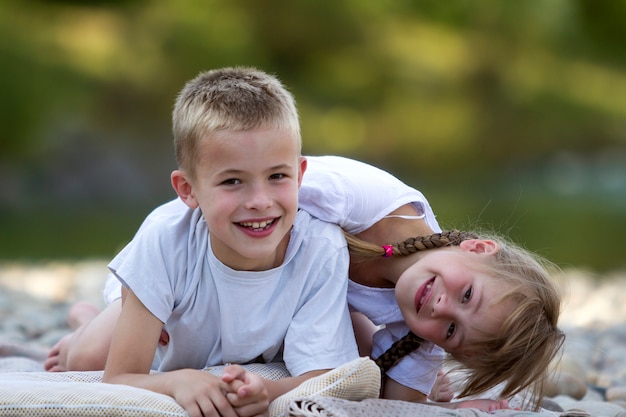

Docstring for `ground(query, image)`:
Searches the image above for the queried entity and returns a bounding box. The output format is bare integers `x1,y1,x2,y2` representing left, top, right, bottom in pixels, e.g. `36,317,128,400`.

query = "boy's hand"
168,369,238,417
222,364,270,417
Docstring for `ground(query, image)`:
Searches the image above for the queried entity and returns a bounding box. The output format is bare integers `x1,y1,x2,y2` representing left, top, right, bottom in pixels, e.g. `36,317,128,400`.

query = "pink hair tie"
382,245,393,258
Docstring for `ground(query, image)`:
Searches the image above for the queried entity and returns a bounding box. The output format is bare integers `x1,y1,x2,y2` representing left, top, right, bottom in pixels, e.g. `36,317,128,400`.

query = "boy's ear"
459,239,499,254
171,170,199,209
297,156,307,188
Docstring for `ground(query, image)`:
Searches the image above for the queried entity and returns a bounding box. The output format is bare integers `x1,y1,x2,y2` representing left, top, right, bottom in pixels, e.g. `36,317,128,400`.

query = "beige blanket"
0,339,583,417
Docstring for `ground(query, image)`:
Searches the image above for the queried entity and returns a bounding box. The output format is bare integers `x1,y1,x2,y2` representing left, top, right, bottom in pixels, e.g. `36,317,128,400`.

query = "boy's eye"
221,178,241,185
446,323,456,339
269,173,286,180
462,287,472,303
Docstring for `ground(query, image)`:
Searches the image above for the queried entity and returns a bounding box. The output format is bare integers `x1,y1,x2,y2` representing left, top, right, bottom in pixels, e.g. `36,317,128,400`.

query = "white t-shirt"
299,155,441,234
108,207,358,376
299,155,445,394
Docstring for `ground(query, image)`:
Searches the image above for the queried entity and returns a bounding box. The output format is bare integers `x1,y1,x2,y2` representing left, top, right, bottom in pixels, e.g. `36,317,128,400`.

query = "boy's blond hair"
172,67,301,177
346,230,565,410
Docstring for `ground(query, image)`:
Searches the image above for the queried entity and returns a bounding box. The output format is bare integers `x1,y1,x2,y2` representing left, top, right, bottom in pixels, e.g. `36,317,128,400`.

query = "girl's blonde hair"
172,66,301,178
346,230,565,410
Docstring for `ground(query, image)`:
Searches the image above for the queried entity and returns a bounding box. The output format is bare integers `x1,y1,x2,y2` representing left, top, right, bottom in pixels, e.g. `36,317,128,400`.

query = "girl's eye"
446,323,456,339
462,287,472,303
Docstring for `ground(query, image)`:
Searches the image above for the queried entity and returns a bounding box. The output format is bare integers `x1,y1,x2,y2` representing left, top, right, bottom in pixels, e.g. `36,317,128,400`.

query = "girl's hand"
222,364,270,417
428,369,455,402
453,398,514,412
168,369,238,417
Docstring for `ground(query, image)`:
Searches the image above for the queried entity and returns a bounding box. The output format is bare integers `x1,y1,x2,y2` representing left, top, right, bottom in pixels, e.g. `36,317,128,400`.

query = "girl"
299,156,564,410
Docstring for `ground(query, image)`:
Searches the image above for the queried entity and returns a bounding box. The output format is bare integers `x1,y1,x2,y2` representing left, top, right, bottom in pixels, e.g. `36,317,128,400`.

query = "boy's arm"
103,289,160,379
103,291,239,417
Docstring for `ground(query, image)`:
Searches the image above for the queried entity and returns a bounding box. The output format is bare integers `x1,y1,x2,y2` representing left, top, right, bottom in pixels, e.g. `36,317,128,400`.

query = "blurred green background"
1,0,625,272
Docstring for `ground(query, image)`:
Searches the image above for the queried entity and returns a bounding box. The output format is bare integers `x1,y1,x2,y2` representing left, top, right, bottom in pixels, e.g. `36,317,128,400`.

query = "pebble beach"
1,260,626,416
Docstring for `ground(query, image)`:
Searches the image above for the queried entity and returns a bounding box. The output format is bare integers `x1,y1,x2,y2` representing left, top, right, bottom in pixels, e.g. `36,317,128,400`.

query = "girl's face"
394,240,513,355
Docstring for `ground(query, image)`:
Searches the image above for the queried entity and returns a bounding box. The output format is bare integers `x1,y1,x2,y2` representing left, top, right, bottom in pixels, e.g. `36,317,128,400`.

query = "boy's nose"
246,185,272,209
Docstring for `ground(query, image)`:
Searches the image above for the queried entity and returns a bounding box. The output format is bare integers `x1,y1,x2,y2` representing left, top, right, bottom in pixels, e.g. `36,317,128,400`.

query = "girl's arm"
384,378,512,412
382,377,427,402
350,312,376,357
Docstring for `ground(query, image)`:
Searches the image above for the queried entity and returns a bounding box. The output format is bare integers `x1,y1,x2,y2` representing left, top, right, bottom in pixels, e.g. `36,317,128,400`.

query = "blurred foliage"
0,0,625,271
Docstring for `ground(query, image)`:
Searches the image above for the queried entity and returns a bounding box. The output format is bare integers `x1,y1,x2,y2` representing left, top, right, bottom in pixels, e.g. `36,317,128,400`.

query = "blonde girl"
299,156,564,410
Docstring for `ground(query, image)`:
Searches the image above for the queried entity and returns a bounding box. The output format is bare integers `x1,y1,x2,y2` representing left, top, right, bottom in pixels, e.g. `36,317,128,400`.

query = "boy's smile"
237,217,280,237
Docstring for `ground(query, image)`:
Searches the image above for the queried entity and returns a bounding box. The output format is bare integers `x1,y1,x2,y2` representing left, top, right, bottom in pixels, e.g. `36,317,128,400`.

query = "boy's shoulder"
130,199,204,253
293,209,346,243
288,211,348,261
280,210,349,279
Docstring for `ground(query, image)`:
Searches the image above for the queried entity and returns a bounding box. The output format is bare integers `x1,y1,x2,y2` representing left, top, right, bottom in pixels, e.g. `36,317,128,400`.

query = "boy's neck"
211,232,291,271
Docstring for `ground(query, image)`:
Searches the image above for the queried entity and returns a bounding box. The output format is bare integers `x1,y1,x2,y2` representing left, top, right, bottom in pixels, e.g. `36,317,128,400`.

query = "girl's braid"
375,331,424,373
392,230,479,256
375,230,479,375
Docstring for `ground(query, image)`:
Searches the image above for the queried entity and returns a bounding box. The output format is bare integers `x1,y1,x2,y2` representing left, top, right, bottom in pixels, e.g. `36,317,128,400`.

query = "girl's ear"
459,239,499,254
171,170,199,209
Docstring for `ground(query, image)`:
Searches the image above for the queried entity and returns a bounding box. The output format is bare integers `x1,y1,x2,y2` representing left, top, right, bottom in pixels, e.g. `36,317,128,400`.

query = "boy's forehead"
196,128,301,164
206,127,300,148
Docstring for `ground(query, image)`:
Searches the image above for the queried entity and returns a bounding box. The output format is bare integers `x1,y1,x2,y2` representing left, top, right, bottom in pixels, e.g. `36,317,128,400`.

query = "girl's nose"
431,293,452,317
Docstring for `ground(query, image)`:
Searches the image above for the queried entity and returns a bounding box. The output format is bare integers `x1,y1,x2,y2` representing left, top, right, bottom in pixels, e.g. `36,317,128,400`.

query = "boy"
99,68,359,417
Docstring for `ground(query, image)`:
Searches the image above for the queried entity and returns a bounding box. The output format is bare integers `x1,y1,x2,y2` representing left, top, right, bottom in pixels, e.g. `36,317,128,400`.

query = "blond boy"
99,68,358,417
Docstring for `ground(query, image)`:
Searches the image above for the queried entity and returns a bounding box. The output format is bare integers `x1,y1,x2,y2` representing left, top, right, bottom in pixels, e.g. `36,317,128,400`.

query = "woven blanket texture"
0,339,381,417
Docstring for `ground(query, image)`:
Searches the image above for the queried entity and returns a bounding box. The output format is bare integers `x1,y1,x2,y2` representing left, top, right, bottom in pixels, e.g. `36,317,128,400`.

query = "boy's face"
178,127,305,271
394,241,513,355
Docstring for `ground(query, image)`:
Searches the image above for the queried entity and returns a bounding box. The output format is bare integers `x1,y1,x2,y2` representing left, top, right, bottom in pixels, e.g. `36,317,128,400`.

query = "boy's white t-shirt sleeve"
107,223,178,324
283,255,358,375
280,216,359,375
103,198,187,305
107,205,200,324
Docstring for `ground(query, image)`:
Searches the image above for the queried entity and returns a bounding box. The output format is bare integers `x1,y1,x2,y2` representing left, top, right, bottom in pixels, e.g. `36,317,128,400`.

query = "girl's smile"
414,277,435,314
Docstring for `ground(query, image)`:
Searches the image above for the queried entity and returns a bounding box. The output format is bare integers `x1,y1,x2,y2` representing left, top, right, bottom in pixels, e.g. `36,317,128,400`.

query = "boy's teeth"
241,219,274,229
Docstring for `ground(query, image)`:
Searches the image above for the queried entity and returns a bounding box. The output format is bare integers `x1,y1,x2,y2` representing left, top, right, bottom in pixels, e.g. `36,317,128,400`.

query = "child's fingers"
230,400,269,417
221,363,246,383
